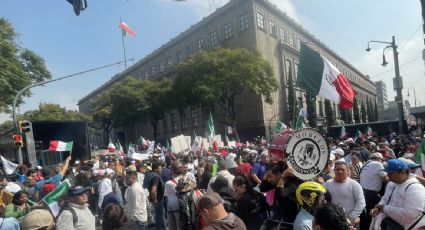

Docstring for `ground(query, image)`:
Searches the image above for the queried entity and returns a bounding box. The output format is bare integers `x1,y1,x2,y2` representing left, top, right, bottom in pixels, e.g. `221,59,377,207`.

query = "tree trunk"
151,120,159,144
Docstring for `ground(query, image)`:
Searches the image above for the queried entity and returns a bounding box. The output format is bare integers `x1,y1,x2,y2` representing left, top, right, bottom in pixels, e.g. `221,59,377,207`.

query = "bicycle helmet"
296,181,326,207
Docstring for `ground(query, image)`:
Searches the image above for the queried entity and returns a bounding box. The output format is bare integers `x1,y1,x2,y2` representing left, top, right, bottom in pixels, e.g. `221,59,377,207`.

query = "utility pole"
391,36,405,134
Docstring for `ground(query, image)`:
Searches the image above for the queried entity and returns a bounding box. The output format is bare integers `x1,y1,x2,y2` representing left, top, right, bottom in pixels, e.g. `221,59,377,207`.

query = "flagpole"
120,17,128,70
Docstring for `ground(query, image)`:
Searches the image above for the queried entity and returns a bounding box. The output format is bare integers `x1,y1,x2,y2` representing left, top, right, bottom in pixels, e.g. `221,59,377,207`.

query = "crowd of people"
0,133,424,230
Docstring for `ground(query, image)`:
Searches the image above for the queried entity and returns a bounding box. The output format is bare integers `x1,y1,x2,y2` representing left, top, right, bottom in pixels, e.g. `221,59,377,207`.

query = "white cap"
36,166,43,170
75,160,80,164
370,142,376,147
105,168,114,176
336,158,346,163
329,153,335,161
334,148,345,157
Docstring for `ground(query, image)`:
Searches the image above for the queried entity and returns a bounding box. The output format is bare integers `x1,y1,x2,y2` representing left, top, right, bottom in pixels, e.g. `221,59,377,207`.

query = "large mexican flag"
296,43,356,108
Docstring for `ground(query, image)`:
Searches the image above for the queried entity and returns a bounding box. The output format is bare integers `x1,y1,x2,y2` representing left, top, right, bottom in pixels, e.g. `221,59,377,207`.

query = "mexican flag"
225,125,236,135
49,141,73,152
207,112,215,138
119,22,136,36
296,43,356,108
275,121,287,133
0,156,17,175
108,140,116,153
340,126,348,139
43,179,71,217
367,126,373,137
295,108,307,129
354,130,363,141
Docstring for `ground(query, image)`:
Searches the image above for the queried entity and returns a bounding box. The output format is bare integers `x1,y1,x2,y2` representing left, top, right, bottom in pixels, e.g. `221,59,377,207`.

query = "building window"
167,56,173,68
191,108,198,127
197,38,204,49
210,30,218,47
296,37,301,49
162,116,168,133
256,12,264,30
295,63,298,79
151,66,156,76
176,50,183,63
186,44,192,57
288,33,294,46
279,27,286,42
240,13,249,31
269,19,276,36
144,70,149,79
224,21,232,39
159,62,164,72
181,111,187,129
170,112,177,131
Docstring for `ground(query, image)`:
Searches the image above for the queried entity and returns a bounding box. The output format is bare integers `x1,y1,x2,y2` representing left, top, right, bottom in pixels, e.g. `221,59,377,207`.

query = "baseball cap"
370,152,384,160
399,158,421,169
334,148,344,157
21,209,55,230
68,186,88,196
197,192,223,210
36,166,43,170
385,159,408,173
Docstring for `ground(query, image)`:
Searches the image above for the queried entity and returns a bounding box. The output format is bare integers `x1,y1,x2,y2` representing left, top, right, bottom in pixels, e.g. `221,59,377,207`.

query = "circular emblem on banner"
286,128,329,180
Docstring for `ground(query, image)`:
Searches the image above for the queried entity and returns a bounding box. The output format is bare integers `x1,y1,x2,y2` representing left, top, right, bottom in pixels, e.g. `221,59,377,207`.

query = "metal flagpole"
120,17,128,70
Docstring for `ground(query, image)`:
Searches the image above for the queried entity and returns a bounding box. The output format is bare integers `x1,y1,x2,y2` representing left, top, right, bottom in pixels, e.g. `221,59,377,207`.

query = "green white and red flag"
340,126,348,139
119,22,136,36
108,140,116,153
367,126,373,137
49,141,73,152
354,130,363,141
296,43,356,108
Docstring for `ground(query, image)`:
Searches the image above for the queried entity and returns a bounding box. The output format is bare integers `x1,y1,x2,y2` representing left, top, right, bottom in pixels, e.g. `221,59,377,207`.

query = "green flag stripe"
296,43,324,95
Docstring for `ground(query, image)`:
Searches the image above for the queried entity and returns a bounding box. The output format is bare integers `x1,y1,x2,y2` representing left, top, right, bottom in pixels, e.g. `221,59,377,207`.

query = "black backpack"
177,190,201,230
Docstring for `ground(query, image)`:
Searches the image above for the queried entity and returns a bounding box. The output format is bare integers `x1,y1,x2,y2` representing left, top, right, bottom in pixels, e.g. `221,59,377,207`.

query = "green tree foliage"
324,100,335,126
174,48,278,126
287,65,298,126
366,99,372,122
102,77,172,141
361,101,367,123
91,95,114,145
22,103,91,122
0,120,13,134
306,92,317,128
353,97,360,123
0,18,51,112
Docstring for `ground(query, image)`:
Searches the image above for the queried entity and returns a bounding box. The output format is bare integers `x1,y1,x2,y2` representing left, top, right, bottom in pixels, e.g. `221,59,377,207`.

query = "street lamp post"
268,111,285,143
366,36,404,134
12,59,133,164
407,87,417,108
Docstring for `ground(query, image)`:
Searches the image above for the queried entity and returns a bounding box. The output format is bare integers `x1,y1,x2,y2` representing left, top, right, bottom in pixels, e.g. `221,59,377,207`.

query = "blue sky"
0,0,424,122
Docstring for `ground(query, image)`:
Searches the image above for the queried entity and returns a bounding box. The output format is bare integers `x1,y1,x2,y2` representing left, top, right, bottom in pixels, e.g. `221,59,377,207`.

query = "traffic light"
13,135,23,147
20,121,31,133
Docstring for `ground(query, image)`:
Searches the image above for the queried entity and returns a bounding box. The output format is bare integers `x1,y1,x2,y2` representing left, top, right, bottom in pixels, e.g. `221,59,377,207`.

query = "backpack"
176,190,202,230
55,201,78,225
252,191,269,216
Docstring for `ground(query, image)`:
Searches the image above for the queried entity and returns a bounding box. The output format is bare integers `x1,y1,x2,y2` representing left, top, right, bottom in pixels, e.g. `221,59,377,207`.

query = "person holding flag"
275,120,287,133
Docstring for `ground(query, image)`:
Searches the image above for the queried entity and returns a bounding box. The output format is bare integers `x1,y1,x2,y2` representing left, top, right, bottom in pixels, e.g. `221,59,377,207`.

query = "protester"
102,203,128,230
148,162,166,230
210,175,237,213
197,192,247,230
0,203,19,230
0,175,21,194
232,176,265,230
313,202,350,230
21,208,55,230
164,161,184,230
370,159,425,229
35,156,71,201
124,171,147,229
293,182,327,230
251,151,268,185
359,152,387,229
207,158,234,192
56,186,96,230
4,190,32,223
325,161,365,228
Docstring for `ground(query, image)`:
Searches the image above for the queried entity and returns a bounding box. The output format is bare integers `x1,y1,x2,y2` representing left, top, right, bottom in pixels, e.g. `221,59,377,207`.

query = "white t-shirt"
225,152,237,169
164,175,181,212
359,160,387,192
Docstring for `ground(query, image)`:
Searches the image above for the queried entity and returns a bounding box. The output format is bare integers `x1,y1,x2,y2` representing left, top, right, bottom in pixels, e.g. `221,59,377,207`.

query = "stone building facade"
78,0,376,146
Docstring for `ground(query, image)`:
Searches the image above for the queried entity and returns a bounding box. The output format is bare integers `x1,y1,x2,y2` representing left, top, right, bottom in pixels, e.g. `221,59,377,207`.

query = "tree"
91,96,114,145
287,64,298,127
353,97,360,123
366,99,372,122
0,120,13,134
22,103,91,122
361,101,367,123
374,100,379,121
306,92,317,128
324,100,335,127
103,77,172,142
0,18,51,112
174,48,278,127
